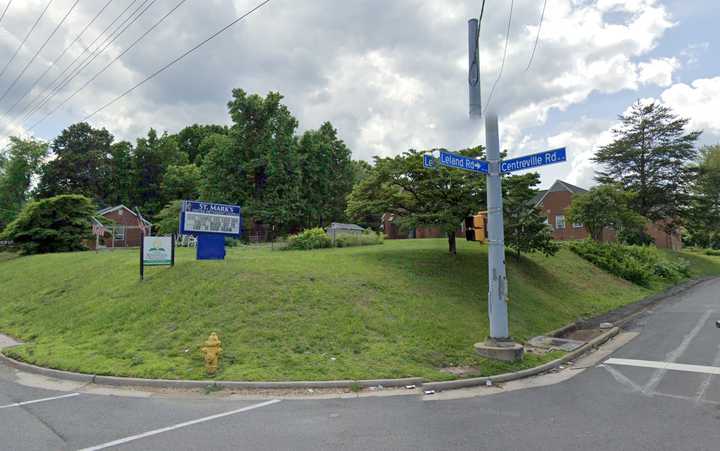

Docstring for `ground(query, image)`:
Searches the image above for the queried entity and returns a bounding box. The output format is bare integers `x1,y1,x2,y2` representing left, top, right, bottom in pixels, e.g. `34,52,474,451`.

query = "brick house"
381,213,462,239
89,205,152,249
534,180,682,250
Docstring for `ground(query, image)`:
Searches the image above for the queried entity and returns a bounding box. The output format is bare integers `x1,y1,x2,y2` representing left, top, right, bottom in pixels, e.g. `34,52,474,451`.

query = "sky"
0,0,717,189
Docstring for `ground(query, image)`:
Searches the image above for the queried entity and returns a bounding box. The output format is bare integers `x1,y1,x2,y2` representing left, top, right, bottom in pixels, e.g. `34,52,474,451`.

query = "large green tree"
593,102,700,231
297,122,354,227
131,129,186,215
162,163,202,201
568,184,646,242
687,145,720,248
0,194,95,254
346,148,486,254
503,173,559,260
104,140,134,206
202,90,301,233
36,122,114,204
0,137,48,230
175,123,228,164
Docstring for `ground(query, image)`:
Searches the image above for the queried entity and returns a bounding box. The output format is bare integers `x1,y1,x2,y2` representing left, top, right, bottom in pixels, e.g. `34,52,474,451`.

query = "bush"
706,249,720,256
335,231,383,248
0,195,95,255
569,240,689,287
286,228,332,250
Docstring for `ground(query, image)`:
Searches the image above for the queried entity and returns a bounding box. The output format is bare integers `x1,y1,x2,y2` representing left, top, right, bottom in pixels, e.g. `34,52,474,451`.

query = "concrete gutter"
423,327,620,392
0,277,712,392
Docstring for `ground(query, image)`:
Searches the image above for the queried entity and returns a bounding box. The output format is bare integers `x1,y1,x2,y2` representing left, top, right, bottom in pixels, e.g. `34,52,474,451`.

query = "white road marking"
642,310,713,394
695,344,720,404
77,399,281,451
602,365,643,392
0,392,80,409
606,358,720,376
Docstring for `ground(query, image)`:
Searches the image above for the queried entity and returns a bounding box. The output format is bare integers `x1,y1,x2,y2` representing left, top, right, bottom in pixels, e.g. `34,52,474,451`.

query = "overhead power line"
0,0,80,107
3,0,114,119
17,0,145,122
0,0,13,26
0,0,54,82
67,0,272,125
23,0,156,124
33,0,188,127
525,0,547,72
484,0,514,112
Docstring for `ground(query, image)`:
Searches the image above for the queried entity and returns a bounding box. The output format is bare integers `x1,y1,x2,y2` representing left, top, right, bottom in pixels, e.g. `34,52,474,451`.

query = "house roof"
533,180,588,206
327,222,364,231
97,205,152,225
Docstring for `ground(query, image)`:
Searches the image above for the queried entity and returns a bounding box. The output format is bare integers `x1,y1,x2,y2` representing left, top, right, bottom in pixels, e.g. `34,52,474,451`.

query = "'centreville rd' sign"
179,201,242,238
500,148,566,174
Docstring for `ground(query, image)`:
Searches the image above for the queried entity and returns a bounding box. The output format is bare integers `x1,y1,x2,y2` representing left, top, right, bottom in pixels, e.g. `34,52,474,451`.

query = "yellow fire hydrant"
201,332,222,375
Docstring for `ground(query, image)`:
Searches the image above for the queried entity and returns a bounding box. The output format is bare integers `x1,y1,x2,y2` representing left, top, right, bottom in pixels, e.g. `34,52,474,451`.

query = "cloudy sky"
0,0,717,188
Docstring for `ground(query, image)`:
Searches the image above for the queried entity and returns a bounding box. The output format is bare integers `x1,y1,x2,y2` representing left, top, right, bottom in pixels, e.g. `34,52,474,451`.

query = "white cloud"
659,77,720,136
638,57,679,87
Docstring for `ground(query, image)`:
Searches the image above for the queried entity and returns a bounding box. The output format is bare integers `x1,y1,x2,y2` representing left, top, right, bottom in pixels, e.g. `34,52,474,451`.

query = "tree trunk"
447,232,456,255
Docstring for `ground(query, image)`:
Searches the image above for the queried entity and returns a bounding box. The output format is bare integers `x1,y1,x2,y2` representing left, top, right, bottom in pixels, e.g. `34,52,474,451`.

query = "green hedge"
569,240,689,287
285,228,383,251
705,249,720,256
286,228,333,250
335,232,383,248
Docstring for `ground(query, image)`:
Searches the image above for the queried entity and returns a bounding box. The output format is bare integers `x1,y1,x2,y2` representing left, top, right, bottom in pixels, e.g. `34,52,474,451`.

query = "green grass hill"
0,239,718,381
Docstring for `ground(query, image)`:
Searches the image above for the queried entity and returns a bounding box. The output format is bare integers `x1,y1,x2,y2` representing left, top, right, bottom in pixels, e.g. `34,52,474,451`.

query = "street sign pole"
484,113,509,340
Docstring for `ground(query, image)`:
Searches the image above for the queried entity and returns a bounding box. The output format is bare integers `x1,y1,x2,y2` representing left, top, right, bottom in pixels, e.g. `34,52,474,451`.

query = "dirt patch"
564,328,605,342
440,366,483,378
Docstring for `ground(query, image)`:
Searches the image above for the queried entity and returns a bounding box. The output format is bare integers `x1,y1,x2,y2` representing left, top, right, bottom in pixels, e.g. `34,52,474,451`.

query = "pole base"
474,339,524,362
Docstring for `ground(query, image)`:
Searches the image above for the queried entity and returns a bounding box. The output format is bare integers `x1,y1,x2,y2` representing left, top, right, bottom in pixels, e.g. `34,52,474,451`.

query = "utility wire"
78,0,273,124
23,0,154,123
3,0,114,119
0,0,53,82
17,0,144,121
0,0,80,107
484,0,514,112
525,0,547,72
0,0,13,26
34,0,188,127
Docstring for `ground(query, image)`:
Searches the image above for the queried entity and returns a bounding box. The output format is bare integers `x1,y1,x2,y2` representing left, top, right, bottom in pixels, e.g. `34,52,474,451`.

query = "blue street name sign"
500,147,566,174
439,149,489,174
179,200,243,238
423,154,435,168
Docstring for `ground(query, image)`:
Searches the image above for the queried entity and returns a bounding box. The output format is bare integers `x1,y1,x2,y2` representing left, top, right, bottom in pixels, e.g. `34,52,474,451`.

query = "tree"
594,101,700,231
105,140,134,206
131,129,185,215
297,122,354,227
36,122,114,204
568,184,646,242
687,145,720,248
202,90,302,233
346,148,486,254
0,194,95,254
0,137,48,230
175,124,228,164
154,200,181,236
503,173,559,261
162,164,202,201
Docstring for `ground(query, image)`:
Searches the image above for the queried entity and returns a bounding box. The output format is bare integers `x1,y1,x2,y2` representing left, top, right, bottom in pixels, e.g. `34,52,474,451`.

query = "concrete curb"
0,277,712,392
423,327,620,392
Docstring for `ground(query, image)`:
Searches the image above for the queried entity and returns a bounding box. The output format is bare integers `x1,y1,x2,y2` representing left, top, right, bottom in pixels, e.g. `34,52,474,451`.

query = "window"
114,225,125,241
555,215,566,229
573,222,583,229
543,217,552,230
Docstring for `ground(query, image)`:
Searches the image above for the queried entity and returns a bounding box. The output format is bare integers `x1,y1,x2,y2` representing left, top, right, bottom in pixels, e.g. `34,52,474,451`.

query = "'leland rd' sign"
180,201,242,238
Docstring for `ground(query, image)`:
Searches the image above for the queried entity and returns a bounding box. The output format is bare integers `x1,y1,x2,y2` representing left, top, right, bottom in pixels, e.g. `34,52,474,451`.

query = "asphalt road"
1,278,719,450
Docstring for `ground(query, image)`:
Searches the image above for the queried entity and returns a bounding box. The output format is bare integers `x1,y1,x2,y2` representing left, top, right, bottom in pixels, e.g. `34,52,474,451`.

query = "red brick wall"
537,191,589,241
97,208,145,248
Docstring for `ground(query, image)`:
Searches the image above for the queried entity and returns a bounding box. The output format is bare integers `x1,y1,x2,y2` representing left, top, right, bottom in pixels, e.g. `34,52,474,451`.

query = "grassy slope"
0,240,716,381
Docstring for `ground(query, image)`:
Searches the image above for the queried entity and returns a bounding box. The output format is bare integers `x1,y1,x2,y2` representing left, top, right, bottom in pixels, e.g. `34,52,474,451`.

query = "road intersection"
1,278,719,450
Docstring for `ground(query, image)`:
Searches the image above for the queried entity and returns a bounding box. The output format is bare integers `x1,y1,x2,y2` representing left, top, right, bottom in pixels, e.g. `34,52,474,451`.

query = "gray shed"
326,223,364,243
